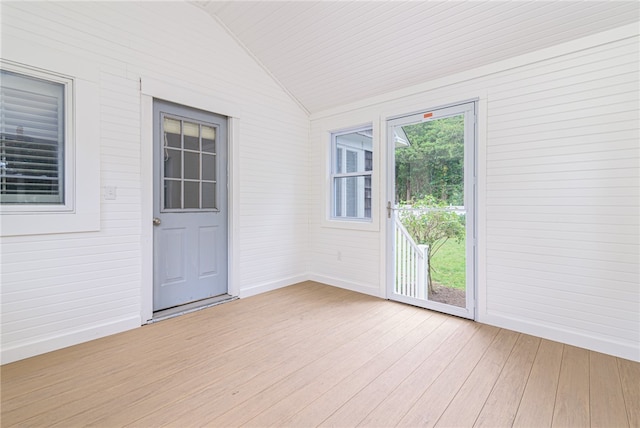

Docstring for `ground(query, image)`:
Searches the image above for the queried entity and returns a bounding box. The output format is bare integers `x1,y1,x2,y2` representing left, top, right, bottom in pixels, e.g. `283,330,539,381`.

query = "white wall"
1,3,637,365
0,2,309,364
309,25,639,362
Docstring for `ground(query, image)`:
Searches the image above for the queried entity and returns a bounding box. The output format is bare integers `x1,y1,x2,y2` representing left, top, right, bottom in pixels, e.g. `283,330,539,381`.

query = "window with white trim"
331,126,373,221
0,68,71,208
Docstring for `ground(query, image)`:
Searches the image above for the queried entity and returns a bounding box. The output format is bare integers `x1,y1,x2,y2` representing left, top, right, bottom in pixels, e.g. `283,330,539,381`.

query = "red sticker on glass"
423,112,433,119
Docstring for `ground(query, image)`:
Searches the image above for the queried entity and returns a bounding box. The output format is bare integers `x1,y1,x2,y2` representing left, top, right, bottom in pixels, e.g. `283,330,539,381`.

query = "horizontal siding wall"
309,29,639,361
484,35,639,358
0,2,308,363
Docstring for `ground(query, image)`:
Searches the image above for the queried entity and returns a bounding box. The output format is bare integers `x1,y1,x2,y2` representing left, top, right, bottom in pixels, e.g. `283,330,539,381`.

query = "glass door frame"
385,101,477,319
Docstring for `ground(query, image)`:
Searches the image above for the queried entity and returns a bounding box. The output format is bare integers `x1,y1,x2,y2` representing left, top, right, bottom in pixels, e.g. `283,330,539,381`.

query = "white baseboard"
308,273,384,298
479,312,640,363
1,315,140,365
238,274,309,299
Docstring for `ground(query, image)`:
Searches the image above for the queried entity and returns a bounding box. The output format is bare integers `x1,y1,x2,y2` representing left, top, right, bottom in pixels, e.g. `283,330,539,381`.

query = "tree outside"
395,115,464,205
399,196,465,295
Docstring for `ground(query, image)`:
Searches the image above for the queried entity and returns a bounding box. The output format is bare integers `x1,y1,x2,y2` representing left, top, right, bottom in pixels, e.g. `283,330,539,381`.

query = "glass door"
387,102,476,319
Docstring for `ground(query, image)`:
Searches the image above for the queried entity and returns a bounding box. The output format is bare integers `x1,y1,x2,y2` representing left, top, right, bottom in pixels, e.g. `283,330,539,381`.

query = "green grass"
430,237,466,290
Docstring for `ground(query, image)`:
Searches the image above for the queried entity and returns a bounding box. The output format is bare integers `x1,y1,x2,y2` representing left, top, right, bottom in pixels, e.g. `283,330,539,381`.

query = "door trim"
140,81,240,324
385,100,478,320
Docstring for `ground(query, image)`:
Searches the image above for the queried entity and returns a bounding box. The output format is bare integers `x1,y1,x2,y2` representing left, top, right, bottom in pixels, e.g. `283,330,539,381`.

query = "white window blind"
1,70,65,204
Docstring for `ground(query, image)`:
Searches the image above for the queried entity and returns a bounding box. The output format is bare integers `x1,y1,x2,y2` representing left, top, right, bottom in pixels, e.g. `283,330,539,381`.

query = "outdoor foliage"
400,195,465,293
395,115,464,205
431,237,465,290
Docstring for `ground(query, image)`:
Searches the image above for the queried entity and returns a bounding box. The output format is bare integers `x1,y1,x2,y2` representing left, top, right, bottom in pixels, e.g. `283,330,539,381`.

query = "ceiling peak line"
202,5,311,117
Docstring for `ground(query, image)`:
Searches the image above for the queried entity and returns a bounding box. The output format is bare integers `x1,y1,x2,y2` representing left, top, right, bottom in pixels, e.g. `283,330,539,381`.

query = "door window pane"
202,126,216,153
184,181,199,209
163,118,181,148
161,115,219,211
202,154,215,181
202,182,216,209
183,151,200,180
164,149,181,179
164,179,181,209
183,122,199,151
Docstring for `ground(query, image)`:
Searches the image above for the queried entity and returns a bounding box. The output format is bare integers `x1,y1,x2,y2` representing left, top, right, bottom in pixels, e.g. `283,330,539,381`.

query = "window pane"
164,149,182,179
184,181,199,209
346,176,357,216
346,150,358,173
202,182,216,209
0,70,64,204
163,118,181,148
331,126,373,221
365,176,372,218
334,177,342,216
164,179,181,209
202,154,216,181
183,151,200,180
333,176,371,220
183,122,199,151
202,126,216,153
335,129,372,174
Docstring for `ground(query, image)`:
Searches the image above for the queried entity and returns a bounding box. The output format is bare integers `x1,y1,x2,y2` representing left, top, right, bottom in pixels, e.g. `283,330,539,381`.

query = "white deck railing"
395,212,428,299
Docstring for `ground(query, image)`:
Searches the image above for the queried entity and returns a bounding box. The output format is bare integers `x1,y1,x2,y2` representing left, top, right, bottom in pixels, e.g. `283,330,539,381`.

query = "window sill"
321,215,379,232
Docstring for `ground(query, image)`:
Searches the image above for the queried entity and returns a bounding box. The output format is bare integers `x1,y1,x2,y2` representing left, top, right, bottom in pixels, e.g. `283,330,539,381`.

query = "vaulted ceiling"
194,1,639,115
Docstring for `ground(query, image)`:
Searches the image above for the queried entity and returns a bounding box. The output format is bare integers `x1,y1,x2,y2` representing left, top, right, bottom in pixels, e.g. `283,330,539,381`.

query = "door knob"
153,217,161,226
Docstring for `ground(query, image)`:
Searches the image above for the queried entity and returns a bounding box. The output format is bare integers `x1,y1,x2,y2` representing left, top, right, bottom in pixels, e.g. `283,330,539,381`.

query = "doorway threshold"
151,294,237,323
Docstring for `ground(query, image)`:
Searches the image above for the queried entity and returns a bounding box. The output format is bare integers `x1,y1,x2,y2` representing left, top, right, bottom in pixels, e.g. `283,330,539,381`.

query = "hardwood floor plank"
1,281,318,386
3,284,374,427
352,323,485,427
474,334,540,427
590,351,629,427
394,325,501,427
1,281,323,400
280,314,462,427
246,312,453,427
1,282,635,428
551,345,590,428
122,297,414,427
618,358,640,427
512,339,564,427
58,288,397,427
211,308,434,427
434,328,519,428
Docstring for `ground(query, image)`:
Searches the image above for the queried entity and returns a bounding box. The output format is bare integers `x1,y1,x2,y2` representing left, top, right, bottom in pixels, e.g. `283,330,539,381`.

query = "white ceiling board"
195,1,640,114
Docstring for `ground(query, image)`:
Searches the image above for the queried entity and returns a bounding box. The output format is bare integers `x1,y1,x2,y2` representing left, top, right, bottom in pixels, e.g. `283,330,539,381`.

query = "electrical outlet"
103,186,117,200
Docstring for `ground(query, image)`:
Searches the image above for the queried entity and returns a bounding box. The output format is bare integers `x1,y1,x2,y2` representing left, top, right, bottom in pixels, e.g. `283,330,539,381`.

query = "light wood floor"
2,281,639,427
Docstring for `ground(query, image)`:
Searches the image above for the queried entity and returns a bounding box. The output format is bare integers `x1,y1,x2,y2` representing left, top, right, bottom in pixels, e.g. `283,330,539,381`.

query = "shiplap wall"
0,2,309,363
310,28,639,361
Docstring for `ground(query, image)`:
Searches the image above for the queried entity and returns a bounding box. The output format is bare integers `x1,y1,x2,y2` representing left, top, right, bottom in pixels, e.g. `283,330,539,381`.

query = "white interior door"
153,100,228,311
387,102,476,319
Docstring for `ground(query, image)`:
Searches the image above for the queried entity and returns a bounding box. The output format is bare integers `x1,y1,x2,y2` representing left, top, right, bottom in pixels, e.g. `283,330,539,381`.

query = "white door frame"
385,100,478,319
140,77,241,323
